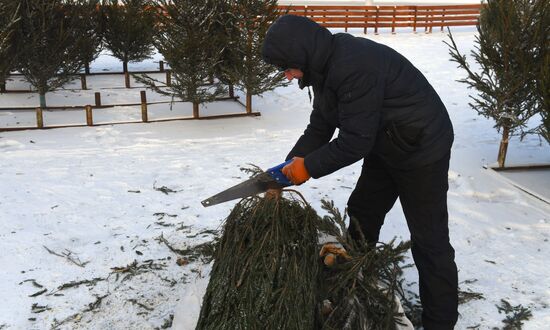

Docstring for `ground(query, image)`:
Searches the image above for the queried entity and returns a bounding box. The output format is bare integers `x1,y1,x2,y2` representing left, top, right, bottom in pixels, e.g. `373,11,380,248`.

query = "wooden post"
375,7,379,35
192,102,199,119
166,70,172,87
85,105,93,126
441,8,446,32
125,71,131,88
345,8,349,33
36,107,44,128
140,91,148,122
363,8,368,34
392,6,396,34
413,7,417,33
80,74,87,90
159,60,164,72
95,92,101,107
228,84,234,98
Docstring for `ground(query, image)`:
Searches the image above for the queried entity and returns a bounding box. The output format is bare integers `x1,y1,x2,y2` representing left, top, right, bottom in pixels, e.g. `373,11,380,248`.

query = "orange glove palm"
282,157,311,185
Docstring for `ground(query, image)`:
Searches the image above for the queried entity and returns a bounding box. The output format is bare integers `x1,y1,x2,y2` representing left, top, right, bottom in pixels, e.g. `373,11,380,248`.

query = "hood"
262,15,334,88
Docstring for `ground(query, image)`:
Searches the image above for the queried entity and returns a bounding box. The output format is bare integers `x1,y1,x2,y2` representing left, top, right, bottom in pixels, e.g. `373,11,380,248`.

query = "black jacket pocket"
384,122,421,153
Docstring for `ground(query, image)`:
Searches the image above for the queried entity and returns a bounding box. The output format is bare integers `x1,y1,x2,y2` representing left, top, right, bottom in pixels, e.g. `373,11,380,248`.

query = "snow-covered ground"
1,28,549,330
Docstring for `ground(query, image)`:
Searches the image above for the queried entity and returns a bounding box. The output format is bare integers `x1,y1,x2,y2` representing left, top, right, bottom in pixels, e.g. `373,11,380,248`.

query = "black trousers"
347,153,458,330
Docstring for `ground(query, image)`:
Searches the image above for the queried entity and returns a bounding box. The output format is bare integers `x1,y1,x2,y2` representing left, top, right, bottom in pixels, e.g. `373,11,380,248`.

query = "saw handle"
266,159,294,187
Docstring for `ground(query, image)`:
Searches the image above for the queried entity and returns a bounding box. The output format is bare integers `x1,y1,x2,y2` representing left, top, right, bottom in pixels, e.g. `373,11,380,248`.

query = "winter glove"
319,243,351,267
282,157,310,185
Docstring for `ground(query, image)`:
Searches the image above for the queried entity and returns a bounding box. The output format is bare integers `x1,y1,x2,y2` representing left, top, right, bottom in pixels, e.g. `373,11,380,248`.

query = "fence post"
392,6,396,34
125,71,131,88
95,92,101,107
80,74,87,90
166,70,172,87
363,7,367,34
140,91,148,122
345,8,349,33
429,8,433,33
36,107,44,128
85,105,93,126
375,6,379,35
413,6,417,33
159,60,165,72
441,8,446,32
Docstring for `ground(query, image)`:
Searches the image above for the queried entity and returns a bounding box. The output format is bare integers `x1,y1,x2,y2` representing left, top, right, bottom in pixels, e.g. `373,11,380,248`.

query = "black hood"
262,15,334,88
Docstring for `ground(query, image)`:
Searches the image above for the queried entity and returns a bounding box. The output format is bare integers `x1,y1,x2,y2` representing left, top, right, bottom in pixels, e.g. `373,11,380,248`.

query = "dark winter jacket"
262,15,454,178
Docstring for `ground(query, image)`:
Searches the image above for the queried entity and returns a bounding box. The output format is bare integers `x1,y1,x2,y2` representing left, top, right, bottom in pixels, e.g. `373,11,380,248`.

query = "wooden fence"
278,4,482,33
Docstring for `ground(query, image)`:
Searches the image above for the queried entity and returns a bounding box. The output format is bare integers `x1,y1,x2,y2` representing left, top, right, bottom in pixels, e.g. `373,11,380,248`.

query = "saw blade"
201,172,283,207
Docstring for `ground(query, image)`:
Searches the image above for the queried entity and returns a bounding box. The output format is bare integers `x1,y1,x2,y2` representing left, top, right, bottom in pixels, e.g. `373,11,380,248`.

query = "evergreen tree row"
0,0,284,113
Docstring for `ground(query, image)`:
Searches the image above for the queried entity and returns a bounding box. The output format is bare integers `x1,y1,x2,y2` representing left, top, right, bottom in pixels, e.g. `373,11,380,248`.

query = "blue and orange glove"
282,157,311,185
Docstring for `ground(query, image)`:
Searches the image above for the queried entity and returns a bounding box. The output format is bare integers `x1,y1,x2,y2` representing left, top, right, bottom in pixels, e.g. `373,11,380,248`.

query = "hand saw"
201,160,293,207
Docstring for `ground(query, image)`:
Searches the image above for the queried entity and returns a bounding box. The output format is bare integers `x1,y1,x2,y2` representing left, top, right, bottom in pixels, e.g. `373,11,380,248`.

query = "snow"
1,28,549,330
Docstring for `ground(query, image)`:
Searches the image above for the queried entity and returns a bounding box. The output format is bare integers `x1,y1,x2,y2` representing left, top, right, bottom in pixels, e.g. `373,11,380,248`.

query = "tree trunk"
0,80,6,93
123,61,128,73
85,62,91,75
246,90,252,114
124,72,130,88
229,84,234,98
193,102,199,119
39,93,47,108
497,125,510,168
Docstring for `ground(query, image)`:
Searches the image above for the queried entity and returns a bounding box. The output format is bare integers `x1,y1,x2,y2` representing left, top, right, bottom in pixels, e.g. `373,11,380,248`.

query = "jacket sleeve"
285,103,336,161
304,71,383,178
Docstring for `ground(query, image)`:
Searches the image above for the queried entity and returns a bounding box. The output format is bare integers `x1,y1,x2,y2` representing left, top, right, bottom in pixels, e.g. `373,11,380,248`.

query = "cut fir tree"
136,0,226,118
196,171,414,329
445,0,548,167
16,0,97,108
196,193,320,329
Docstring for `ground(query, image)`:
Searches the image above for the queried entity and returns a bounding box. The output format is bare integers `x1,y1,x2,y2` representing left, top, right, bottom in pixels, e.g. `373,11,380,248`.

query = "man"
262,15,458,329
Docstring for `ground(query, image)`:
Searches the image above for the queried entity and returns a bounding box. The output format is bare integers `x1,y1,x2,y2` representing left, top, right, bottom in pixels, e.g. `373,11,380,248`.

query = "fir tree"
446,0,547,167
75,1,103,75
530,1,550,143
136,0,226,118
0,0,20,92
100,0,155,74
16,0,95,108
220,0,287,114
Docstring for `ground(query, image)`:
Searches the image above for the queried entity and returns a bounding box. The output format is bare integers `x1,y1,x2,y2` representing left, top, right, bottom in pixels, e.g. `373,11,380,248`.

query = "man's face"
284,68,303,81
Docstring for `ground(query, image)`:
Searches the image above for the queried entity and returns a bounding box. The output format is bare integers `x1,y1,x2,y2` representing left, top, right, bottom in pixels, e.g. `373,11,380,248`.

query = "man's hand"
282,157,311,185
